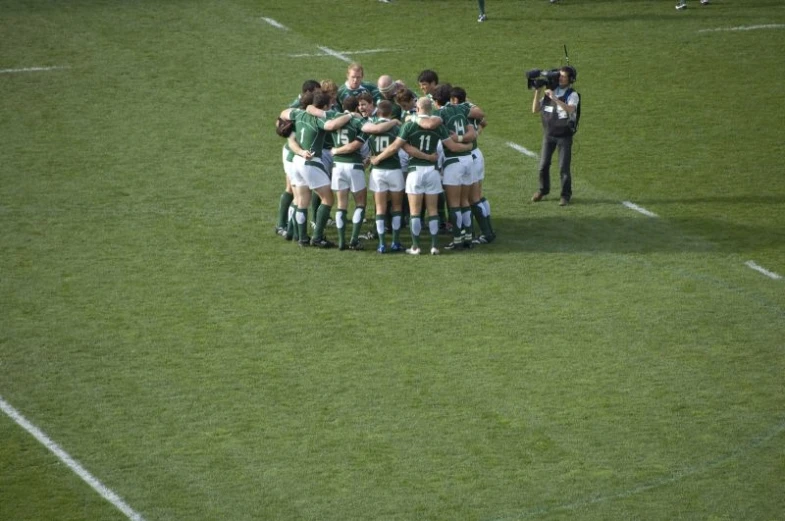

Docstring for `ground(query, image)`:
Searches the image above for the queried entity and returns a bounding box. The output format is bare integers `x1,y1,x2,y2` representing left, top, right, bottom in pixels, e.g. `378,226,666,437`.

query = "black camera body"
526,69,562,90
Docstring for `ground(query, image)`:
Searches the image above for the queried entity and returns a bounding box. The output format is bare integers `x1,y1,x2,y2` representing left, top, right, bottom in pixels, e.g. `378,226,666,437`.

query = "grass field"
2,1,784,520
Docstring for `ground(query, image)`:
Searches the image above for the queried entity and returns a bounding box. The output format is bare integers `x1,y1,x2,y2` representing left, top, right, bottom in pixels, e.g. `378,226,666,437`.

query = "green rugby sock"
336,209,347,248
351,206,366,242
277,191,294,229
313,203,332,241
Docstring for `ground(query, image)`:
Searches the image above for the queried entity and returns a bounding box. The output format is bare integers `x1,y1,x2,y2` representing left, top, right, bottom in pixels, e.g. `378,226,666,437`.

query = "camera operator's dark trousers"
537,134,572,201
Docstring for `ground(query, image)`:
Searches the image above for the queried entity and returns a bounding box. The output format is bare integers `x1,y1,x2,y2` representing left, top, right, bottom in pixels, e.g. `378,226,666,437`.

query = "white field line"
0,395,146,521
0,66,68,74
622,201,658,218
699,24,785,33
506,141,538,159
744,261,783,280
316,46,351,63
288,48,397,58
261,17,288,30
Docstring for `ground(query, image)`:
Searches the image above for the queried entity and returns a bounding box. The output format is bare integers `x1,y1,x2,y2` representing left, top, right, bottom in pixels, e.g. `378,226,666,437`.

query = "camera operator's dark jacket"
541,88,578,138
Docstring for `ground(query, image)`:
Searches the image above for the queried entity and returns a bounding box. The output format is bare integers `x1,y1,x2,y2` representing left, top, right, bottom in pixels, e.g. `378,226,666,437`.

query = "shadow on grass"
490,215,785,254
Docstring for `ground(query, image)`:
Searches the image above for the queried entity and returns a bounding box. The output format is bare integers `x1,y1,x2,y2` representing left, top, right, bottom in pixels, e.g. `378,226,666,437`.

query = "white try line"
288,48,398,59
699,24,785,33
0,395,146,521
744,261,783,280
261,17,289,30
506,141,538,159
622,201,658,218
316,46,352,63
0,66,68,74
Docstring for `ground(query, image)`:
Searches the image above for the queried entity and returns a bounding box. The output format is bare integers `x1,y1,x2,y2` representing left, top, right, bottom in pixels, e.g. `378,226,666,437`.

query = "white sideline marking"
288,48,397,59
699,24,785,33
744,261,782,280
0,66,67,74
506,141,538,159
317,46,351,63
0,395,146,521
261,17,288,30
622,201,658,218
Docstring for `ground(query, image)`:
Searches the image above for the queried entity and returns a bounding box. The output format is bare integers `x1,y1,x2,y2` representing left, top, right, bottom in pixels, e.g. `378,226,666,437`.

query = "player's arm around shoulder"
280,107,297,120
323,111,352,131
361,118,400,134
413,114,443,130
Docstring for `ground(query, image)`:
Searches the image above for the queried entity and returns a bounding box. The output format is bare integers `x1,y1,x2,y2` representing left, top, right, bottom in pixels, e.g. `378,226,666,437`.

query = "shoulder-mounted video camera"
526,69,561,90
526,66,577,90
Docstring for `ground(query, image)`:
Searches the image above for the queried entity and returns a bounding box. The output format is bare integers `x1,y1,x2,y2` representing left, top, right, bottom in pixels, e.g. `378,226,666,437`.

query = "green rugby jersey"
397,117,448,167
453,101,482,151
289,109,329,154
337,81,380,109
435,104,472,158
331,115,367,164
365,117,401,170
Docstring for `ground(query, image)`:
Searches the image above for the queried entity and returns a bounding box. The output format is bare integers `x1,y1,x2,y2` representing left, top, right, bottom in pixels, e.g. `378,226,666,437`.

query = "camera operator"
531,66,579,206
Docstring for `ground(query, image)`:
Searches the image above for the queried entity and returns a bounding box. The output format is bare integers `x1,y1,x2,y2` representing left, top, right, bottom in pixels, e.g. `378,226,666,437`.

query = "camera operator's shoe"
531,191,545,202
675,1,687,9
477,14,487,22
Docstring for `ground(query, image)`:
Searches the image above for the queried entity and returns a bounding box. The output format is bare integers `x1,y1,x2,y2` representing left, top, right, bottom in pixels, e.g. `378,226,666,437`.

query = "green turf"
1,1,784,520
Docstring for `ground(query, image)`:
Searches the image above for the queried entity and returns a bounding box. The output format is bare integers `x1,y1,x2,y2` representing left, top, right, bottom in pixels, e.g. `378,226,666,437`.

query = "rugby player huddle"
275,63,496,255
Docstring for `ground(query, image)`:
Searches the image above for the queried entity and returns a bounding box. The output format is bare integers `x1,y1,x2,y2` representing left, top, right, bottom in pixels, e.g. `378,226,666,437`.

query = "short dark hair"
450,86,467,104
395,89,416,105
313,91,331,109
560,66,577,83
342,95,359,113
357,91,374,105
301,79,320,94
431,84,452,106
417,69,438,85
299,90,316,108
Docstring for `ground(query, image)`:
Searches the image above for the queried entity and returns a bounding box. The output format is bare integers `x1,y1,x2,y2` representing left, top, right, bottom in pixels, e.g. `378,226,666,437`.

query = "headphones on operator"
563,65,577,84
